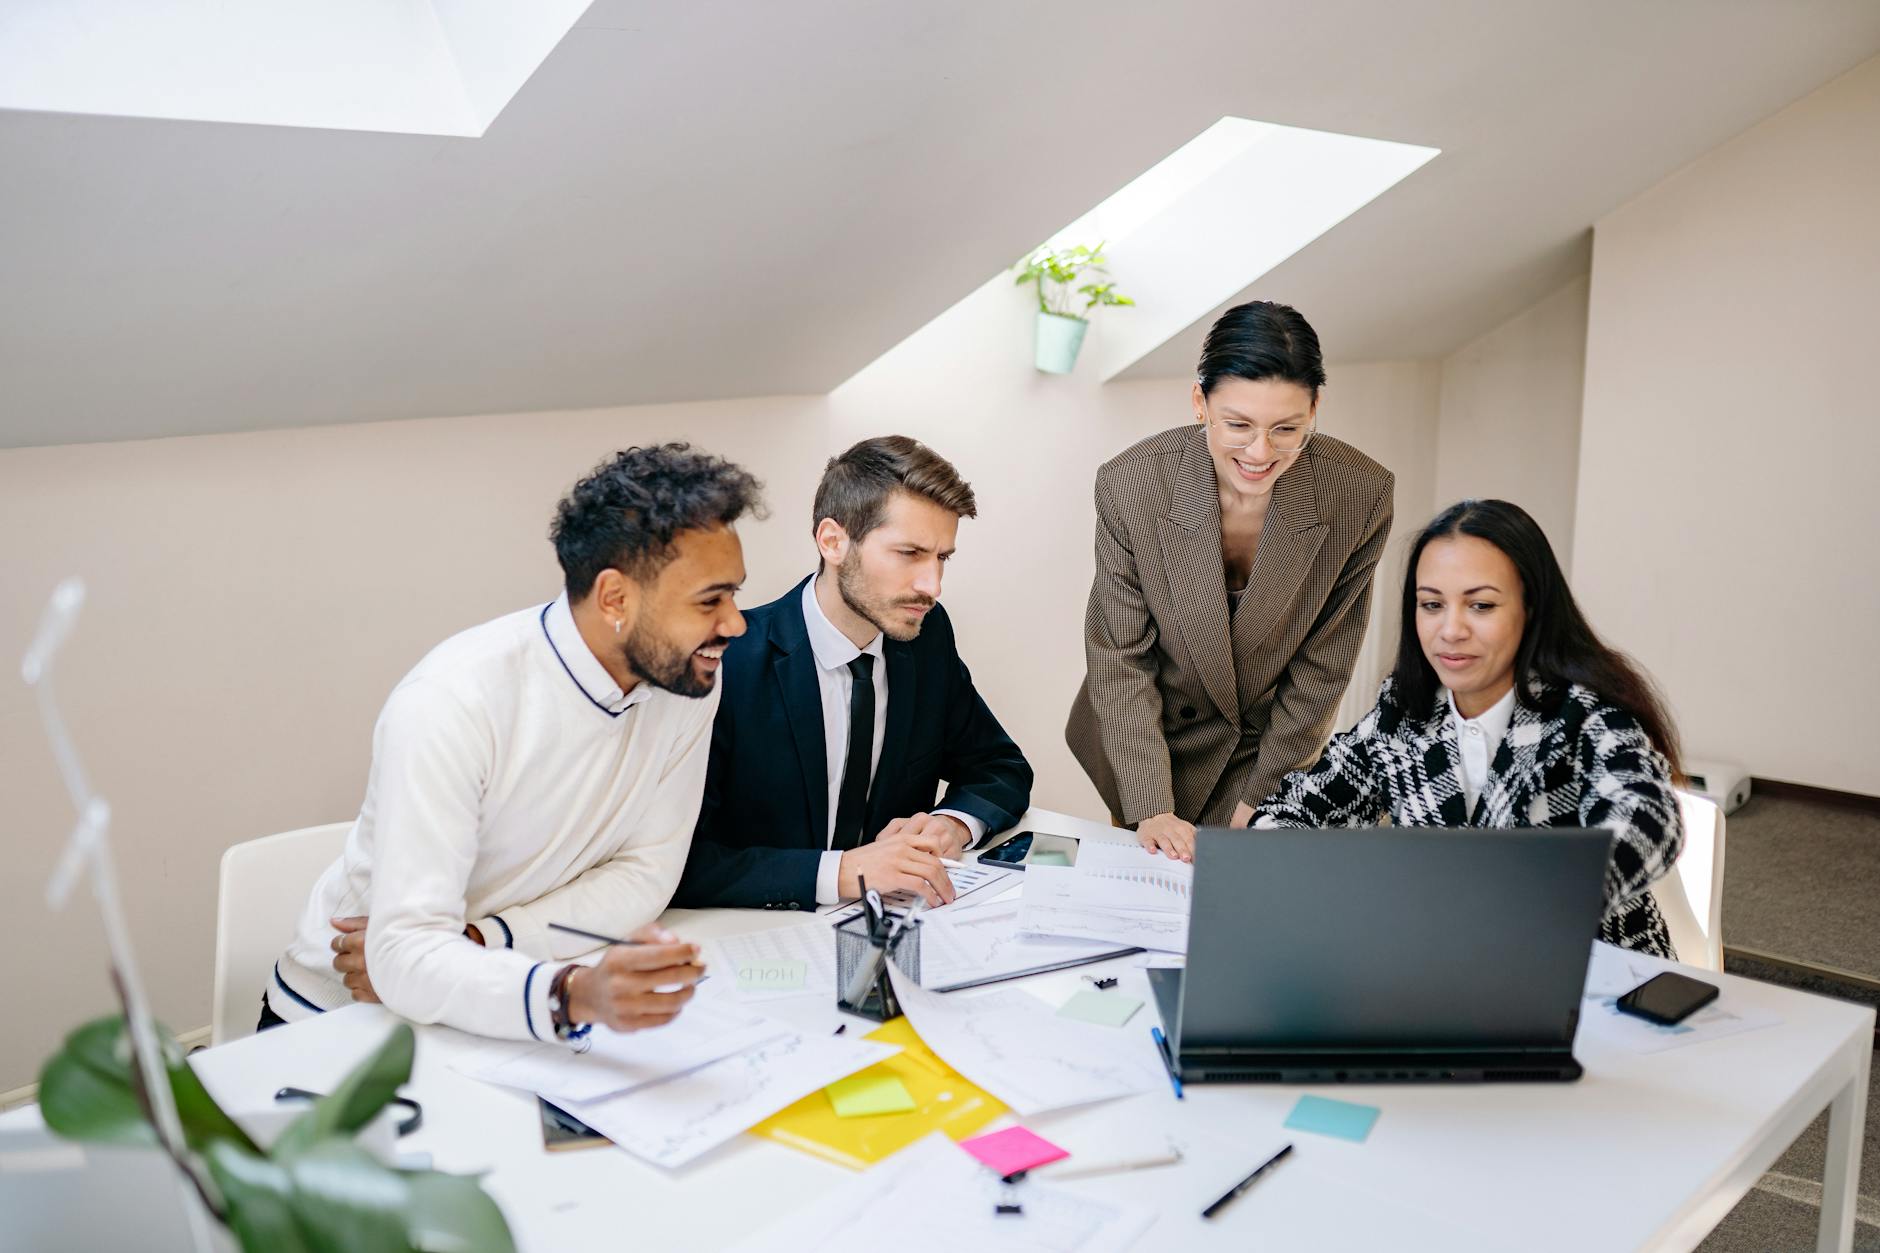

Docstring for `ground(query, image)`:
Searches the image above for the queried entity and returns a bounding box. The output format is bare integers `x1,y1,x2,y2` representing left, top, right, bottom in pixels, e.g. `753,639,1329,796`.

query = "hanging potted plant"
1013,241,1135,374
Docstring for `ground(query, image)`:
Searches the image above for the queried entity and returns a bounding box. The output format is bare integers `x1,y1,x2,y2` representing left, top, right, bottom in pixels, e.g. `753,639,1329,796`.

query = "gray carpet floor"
1717,795,1880,977
1694,793,1880,1251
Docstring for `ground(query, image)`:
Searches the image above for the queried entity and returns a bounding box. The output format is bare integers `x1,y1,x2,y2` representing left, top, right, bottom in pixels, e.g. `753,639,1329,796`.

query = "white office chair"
1651,790,1727,971
211,821,351,1046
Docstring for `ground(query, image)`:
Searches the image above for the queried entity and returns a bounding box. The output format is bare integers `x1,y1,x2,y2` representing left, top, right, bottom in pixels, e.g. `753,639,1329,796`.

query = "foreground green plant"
40,1014,514,1253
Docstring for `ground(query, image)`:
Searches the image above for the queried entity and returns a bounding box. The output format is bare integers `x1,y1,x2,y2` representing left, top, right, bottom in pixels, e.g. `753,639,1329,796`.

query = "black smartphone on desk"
1615,972,1719,1025
978,831,1034,870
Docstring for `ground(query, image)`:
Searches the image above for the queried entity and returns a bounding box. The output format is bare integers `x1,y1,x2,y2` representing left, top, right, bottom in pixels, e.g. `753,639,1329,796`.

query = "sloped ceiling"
2,0,1877,447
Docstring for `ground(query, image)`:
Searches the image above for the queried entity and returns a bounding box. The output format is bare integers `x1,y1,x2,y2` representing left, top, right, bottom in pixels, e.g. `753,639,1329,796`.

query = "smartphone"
1615,972,1720,1025
978,831,1035,869
539,1097,610,1152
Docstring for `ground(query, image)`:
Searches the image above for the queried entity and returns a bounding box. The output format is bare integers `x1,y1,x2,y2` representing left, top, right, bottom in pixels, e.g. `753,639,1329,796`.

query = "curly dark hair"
550,444,765,597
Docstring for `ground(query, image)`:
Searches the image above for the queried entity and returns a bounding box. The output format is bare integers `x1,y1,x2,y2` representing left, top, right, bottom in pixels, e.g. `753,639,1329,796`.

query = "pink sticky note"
958,1126,1069,1177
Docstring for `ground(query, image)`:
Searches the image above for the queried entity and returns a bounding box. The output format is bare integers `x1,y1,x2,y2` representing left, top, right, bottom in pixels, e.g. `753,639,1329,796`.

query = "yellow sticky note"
750,1017,1007,1168
826,1072,918,1118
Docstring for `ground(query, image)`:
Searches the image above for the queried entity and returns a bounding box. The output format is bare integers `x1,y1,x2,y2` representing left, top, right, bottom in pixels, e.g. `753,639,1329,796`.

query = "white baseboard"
1,1024,213,1113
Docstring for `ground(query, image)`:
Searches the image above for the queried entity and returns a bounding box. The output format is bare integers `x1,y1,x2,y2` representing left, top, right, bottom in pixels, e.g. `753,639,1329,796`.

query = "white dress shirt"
272,592,718,1041
801,577,985,904
1447,685,1517,817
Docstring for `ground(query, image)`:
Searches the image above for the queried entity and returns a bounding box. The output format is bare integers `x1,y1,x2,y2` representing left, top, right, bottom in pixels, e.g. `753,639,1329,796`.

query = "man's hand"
565,925,706,1032
331,914,487,1004
838,814,958,905
1230,800,1255,830
1135,812,1197,862
879,812,972,858
330,916,379,1004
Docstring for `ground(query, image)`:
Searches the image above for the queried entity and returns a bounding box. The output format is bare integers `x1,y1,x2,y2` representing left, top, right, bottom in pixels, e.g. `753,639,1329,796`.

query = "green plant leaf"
272,1023,415,1159
38,1018,154,1147
208,1139,408,1253
208,1138,518,1253
206,1141,317,1253
403,1168,518,1252
39,1016,257,1155
281,1141,418,1253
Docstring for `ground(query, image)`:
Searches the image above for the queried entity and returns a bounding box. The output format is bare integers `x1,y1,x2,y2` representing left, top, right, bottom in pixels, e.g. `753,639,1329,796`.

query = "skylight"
1040,117,1439,379
0,0,589,136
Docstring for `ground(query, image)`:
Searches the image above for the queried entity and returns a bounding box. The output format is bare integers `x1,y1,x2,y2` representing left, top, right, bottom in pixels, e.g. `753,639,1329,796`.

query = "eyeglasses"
1207,417,1315,454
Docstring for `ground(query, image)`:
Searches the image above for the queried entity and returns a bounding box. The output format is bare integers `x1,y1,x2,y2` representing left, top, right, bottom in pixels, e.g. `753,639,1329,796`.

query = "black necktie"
833,654,876,851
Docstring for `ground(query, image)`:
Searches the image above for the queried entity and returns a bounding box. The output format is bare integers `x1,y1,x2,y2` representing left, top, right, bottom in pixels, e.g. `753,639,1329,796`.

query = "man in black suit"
674,436,1033,910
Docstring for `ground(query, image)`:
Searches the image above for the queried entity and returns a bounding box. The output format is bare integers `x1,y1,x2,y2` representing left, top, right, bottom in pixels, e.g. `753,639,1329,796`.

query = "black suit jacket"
675,576,1033,909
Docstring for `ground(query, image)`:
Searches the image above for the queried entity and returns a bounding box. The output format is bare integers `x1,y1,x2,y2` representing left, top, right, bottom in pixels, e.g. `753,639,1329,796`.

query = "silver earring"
613,619,624,636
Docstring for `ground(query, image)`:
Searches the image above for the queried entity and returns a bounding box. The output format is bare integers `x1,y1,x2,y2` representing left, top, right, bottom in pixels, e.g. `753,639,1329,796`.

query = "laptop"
1148,826,1611,1083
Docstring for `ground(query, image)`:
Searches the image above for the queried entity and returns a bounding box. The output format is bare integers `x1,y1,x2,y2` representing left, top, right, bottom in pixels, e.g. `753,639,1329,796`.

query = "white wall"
1318,361,1443,729
1435,276,1590,564
1574,54,1880,794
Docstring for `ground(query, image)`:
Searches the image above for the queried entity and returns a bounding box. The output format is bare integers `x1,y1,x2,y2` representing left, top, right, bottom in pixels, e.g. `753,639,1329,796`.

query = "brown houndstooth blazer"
1066,424,1394,826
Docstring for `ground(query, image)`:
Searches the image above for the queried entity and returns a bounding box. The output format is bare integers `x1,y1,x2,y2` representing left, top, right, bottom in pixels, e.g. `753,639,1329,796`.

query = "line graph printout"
919,901,1133,987
729,1132,1158,1253
887,963,1165,1115
461,1001,788,1104
1069,839,1193,910
1016,857,1191,955
568,1032,899,1169
824,861,1017,922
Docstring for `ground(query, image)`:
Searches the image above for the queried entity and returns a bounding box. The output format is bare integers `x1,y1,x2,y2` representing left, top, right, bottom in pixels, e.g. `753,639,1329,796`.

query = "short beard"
836,550,934,643
623,620,715,699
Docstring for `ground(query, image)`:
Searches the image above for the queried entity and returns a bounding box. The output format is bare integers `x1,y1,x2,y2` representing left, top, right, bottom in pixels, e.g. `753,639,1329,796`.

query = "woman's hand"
1135,812,1197,862
1230,800,1255,829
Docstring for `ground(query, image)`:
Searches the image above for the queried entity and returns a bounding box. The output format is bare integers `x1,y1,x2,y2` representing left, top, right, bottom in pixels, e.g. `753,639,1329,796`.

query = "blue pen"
1150,1026,1184,1100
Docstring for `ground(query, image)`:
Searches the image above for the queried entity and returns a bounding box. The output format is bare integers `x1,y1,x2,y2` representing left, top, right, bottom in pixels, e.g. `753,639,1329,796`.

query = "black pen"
548,922,650,947
549,922,710,984
1202,1143,1292,1220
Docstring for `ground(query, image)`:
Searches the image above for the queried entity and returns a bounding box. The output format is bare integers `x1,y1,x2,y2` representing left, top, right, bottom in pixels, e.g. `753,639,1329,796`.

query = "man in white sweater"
266,444,762,1042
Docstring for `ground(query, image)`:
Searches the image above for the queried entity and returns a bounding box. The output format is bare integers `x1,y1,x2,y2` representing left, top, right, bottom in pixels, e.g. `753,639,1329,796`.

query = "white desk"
5,807,1871,1251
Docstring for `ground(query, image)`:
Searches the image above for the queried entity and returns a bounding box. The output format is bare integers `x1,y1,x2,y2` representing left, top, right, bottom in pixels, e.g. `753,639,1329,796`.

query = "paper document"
566,1032,898,1169
826,861,1016,922
1017,846,1191,954
706,921,840,1001
462,1002,786,1104
728,1132,1158,1253
920,901,1136,987
887,963,1165,1115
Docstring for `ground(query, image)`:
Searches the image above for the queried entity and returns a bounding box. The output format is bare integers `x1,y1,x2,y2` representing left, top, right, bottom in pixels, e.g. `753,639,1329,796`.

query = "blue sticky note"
1283,1094,1380,1143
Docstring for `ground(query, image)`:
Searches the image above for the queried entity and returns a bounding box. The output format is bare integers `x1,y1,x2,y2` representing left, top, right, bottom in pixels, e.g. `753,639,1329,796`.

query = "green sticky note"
1284,1094,1380,1143
1057,989,1142,1028
1029,849,1072,867
825,1072,917,1117
736,960,807,992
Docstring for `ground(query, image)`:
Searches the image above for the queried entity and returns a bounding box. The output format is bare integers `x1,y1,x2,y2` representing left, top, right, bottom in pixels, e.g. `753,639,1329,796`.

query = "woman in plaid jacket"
1251,499,1685,956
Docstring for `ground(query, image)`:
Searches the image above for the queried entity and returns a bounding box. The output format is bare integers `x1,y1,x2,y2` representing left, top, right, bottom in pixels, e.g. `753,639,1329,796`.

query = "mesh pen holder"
834,911,921,1021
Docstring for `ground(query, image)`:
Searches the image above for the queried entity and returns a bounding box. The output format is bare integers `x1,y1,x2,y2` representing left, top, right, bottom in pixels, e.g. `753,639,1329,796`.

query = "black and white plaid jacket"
1251,676,1683,957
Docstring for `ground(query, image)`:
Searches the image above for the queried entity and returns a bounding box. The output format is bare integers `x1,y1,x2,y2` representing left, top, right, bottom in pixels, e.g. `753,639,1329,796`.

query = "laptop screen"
1177,827,1610,1053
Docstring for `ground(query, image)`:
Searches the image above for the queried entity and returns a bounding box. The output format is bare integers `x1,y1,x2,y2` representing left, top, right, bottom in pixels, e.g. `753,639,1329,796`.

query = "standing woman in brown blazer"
1066,301,1395,860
